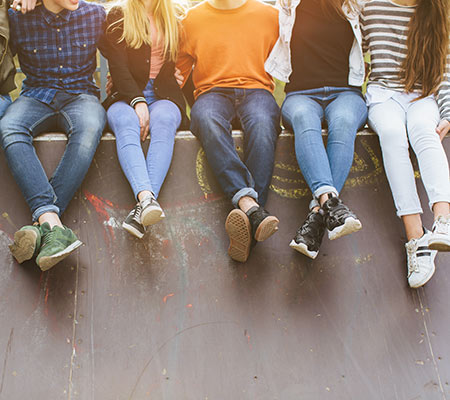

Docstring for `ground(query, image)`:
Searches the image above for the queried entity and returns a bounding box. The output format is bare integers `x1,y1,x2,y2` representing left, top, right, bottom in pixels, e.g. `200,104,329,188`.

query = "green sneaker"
9,225,42,264
36,223,83,271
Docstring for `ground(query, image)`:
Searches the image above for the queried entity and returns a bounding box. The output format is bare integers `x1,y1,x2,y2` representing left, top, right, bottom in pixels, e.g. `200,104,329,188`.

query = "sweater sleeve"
436,52,450,122
103,7,146,106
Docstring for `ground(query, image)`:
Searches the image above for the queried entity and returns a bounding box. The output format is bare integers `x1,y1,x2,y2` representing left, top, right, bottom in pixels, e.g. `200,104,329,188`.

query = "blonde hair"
108,0,186,62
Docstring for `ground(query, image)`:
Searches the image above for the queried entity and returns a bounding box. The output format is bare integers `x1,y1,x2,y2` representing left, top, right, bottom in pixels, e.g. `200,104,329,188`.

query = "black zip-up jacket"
102,7,187,123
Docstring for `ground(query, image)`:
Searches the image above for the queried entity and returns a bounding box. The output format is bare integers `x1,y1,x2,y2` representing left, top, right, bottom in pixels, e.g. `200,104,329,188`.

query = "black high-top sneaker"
246,206,279,242
289,210,325,259
321,196,362,240
122,203,146,239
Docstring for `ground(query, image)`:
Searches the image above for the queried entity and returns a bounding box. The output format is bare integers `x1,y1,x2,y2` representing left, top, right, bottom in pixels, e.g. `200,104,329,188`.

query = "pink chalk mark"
163,293,174,304
186,304,193,308
44,287,49,316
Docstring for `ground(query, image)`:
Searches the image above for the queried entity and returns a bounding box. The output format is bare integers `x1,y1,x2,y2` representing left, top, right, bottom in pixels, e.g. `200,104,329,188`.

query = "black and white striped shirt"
360,0,450,121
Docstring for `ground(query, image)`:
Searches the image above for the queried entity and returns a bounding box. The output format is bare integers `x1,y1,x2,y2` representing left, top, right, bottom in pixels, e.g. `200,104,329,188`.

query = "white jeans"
368,88,450,217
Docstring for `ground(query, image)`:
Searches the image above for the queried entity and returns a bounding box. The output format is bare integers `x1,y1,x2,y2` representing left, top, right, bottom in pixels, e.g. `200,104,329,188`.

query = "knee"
190,106,229,138
151,101,181,131
0,118,31,150
283,104,316,131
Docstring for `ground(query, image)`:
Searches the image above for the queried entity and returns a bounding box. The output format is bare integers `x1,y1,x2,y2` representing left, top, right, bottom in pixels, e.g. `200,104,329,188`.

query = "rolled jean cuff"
133,184,154,202
313,185,339,201
232,187,258,208
32,204,60,223
429,197,450,213
397,207,423,218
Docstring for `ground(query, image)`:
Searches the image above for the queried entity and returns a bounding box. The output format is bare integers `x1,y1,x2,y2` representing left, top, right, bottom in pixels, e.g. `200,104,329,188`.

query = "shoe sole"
254,216,279,242
141,207,164,227
428,238,450,252
409,252,437,289
225,209,252,263
122,221,145,239
9,229,39,264
328,217,362,240
289,240,318,259
37,240,83,271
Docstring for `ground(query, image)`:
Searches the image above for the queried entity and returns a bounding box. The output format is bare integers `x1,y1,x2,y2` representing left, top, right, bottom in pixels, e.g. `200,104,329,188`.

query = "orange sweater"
177,0,279,99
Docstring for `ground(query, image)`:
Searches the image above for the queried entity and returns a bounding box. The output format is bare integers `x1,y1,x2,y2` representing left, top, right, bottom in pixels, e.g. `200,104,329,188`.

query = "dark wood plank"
0,134,448,400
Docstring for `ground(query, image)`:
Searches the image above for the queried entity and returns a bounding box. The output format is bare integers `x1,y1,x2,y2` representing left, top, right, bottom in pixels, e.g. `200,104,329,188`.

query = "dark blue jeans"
190,88,280,207
0,92,106,222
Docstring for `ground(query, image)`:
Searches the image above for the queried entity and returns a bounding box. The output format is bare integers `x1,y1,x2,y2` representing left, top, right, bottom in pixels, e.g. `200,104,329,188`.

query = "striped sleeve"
436,52,450,121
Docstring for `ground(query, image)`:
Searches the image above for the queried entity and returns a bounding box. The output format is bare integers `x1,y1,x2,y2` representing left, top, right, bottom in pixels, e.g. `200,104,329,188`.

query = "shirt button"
57,28,60,32
58,47,62,51
83,44,87,48
60,65,63,69
146,59,149,63
33,49,37,53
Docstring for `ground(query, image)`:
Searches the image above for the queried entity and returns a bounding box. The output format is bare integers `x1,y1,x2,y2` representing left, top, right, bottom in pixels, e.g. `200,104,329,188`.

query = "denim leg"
0,95,12,119
236,89,280,207
324,90,368,193
190,90,258,206
0,95,60,221
147,99,181,198
107,101,153,200
282,93,336,198
51,93,105,214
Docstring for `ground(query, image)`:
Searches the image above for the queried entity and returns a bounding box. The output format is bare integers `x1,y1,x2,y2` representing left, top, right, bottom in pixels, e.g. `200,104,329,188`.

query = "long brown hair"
402,0,449,98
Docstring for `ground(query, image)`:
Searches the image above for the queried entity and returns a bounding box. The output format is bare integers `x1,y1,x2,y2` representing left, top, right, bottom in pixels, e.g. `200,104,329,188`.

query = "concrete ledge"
33,128,379,142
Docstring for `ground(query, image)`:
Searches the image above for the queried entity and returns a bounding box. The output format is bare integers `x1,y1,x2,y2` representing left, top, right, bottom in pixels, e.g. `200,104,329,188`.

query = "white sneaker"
428,215,450,252
405,231,437,288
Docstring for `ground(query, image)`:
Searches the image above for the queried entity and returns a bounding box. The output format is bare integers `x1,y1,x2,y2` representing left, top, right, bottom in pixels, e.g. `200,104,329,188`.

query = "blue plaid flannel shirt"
8,1,106,104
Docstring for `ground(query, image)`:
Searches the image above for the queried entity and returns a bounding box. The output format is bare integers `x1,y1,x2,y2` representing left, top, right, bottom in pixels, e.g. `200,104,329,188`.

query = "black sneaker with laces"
122,203,146,239
289,210,325,259
246,206,279,242
321,196,362,240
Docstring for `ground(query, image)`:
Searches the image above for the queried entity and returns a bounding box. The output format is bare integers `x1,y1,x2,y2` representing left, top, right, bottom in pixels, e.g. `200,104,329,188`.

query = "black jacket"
102,7,187,124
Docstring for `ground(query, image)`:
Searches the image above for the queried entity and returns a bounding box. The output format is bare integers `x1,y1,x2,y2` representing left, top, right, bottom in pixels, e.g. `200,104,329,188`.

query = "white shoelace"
406,240,419,277
433,215,449,235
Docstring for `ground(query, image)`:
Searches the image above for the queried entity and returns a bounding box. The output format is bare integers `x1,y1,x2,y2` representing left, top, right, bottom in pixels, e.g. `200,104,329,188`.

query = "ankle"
38,212,63,229
138,190,153,202
238,196,259,213
319,192,337,208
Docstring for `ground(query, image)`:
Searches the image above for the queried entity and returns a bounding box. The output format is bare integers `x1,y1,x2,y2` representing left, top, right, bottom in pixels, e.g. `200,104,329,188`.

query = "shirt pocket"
71,39,97,67
22,44,54,69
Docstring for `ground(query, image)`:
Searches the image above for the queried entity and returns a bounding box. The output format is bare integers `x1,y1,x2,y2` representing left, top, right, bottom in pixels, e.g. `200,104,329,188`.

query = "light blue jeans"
282,87,367,207
107,79,182,200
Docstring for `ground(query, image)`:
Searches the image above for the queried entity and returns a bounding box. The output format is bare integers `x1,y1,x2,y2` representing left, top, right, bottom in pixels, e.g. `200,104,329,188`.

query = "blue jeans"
107,79,181,200
0,92,105,222
0,95,12,119
281,87,367,206
190,88,280,207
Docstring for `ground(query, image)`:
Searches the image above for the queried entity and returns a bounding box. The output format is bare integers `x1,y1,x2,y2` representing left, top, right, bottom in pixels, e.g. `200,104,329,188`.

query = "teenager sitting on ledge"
0,0,106,270
177,0,281,263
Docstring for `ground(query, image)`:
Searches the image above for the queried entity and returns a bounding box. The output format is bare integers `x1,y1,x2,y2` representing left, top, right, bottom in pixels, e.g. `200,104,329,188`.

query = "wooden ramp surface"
0,133,448,400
